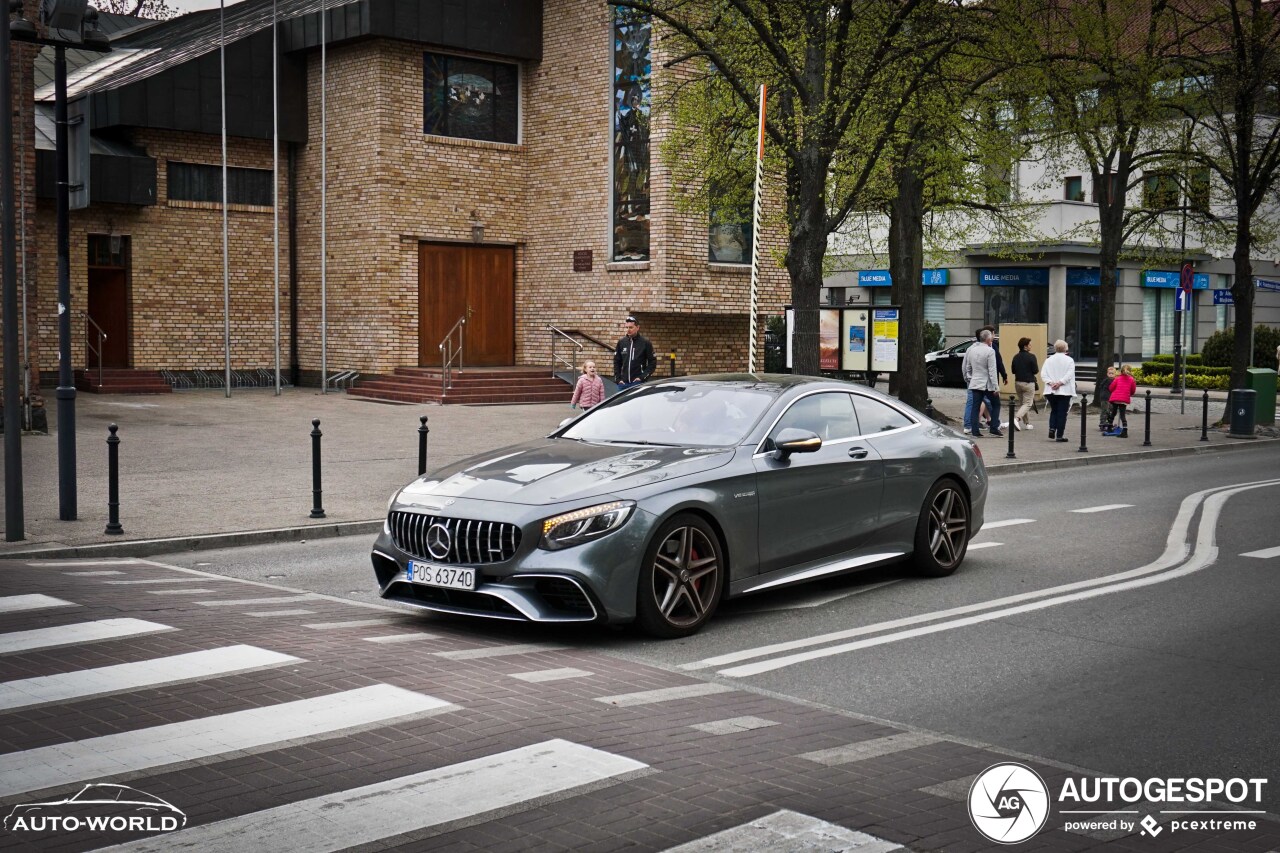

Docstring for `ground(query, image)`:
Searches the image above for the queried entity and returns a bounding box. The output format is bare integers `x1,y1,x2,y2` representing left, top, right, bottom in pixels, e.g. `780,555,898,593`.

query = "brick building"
9,0,791,399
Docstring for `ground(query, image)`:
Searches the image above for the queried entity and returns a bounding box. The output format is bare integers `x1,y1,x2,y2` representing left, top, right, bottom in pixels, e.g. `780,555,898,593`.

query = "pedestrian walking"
962,327,983,433
1011,336,1039,431
1104,364,1137,437
1096,366,1116,433
614,315,657,391
1042,339,1076,443
570,360,605,411
962,329,1003,438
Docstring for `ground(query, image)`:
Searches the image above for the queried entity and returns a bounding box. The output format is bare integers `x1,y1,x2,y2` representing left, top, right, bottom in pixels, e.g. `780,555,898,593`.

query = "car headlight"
539,501,635,550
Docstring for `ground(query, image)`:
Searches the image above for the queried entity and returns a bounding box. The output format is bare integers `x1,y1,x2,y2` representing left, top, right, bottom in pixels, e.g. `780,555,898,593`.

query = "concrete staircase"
75,369,173,394
347,366,572,405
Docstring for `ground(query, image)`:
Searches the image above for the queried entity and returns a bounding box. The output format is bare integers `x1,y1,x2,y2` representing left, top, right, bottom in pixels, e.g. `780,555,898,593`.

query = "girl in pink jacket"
571,360,606,410
1106,364,1138,437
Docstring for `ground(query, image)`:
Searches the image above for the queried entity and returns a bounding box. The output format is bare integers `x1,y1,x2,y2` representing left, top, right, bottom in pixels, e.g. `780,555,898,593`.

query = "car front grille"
389,511,521,565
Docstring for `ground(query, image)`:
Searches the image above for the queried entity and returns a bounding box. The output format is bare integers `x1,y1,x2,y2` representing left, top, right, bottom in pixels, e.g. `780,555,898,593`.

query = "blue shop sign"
1143,270,1209,289
980,268,1050,286
1065,268,1121,287
856,269,949,286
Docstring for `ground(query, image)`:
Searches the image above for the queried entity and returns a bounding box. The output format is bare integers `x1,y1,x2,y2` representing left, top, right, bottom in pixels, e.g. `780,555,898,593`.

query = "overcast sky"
166,0,251,14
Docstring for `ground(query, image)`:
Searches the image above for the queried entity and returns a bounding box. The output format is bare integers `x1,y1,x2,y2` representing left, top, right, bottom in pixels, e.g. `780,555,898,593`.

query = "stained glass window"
424,52,518,144
613,9,651,261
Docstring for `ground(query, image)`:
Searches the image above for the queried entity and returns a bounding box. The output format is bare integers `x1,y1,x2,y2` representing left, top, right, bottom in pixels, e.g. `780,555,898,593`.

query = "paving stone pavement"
1,559,1277,852
3,384,1275,558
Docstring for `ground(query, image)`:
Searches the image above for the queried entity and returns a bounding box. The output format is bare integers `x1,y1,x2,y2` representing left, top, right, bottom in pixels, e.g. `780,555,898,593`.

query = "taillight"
971,441,984,462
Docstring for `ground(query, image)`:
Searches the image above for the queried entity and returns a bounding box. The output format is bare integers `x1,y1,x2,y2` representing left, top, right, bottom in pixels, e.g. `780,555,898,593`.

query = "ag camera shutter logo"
968,762,1051,844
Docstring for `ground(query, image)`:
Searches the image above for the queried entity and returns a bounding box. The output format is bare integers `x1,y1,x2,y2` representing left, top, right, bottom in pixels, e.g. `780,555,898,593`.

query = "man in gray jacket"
962,329,1003,437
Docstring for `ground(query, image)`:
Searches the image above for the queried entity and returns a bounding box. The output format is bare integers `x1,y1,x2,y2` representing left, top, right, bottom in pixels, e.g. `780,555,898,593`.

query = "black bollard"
1142,390,1152,446
1006,393,1016,459
924,398,936,421
1200,389,1209,442
1078,393,1089,452
309,418,326,519
669,353,677,377
417,415,430,475
104,424,123,535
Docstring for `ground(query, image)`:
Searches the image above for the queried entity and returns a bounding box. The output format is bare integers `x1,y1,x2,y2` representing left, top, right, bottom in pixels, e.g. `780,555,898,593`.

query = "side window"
769,393,860,444
851,395,914,434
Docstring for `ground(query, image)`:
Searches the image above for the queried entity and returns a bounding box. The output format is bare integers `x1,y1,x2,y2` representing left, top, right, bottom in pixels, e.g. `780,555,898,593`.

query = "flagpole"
272,0,280,395
220,0,230,397
319,0,327,393
747,83,766,374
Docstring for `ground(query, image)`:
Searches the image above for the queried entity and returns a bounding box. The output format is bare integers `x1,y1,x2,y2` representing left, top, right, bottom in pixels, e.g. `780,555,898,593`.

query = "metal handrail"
548,324,584,379
438,313,467,395
81,311,107,387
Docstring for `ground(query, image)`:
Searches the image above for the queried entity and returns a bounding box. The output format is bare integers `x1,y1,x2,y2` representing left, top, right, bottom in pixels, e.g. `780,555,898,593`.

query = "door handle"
848,447,868,459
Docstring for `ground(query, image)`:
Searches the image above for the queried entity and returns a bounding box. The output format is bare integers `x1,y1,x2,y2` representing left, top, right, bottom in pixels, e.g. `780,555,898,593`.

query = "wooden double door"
418,243,515,367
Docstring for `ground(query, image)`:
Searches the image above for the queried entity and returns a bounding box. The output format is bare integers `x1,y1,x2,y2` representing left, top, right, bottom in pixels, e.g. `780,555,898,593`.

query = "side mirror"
772,428,822,460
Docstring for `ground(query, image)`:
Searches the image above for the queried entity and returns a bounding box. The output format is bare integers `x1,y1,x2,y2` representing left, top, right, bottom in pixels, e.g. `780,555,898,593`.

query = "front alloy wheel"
636,513,723,638
913,479,969,577
926,364,944,386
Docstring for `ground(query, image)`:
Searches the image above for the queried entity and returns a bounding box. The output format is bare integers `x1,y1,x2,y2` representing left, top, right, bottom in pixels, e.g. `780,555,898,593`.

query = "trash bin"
1245,368,1276,426
1228,388,1257,439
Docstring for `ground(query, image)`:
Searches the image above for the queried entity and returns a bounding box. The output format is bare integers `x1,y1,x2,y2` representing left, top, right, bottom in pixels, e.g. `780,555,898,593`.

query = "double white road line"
684,477,1280,678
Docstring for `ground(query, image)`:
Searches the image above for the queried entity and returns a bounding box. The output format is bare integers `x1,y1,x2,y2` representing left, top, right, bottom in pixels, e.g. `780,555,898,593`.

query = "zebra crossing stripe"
0,645,301,712
661,809,901,852
0,619,175,656
110,739,647,852
0,684,455,798
0,594,78,614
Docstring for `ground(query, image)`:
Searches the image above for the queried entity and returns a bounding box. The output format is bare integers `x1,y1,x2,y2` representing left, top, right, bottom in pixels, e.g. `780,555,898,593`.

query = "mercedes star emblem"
425,523,453,560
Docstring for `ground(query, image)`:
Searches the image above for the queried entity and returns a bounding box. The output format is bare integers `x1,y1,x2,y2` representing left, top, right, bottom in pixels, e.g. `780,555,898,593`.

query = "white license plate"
406,561,476,591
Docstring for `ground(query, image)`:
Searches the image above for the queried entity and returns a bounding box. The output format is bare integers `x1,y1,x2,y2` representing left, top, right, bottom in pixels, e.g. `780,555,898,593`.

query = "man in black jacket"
614,315,657,389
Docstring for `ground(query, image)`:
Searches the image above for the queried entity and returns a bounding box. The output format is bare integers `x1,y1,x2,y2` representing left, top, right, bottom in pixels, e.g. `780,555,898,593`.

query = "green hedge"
1139,361,1231,377
1149,353,1203,366
1201,325,1280,368
1132,369,1229,390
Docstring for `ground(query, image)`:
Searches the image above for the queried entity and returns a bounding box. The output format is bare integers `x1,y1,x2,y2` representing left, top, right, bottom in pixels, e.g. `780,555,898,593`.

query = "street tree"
1006,0,1188,372
1175,0,1280,406
611,0,967,377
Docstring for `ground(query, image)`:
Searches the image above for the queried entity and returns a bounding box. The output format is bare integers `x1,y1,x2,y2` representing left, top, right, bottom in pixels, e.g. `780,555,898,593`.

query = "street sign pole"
1172,263,1193,394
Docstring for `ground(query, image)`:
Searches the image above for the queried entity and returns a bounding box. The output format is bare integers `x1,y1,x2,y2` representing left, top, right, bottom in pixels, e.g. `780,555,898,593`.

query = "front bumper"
371,499,658,625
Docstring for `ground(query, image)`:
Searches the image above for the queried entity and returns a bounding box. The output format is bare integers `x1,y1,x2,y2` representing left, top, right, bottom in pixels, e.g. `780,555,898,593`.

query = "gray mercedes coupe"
372,374,988,638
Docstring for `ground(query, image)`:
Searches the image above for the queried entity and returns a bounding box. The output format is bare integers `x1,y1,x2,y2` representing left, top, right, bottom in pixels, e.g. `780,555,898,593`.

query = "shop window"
167,162,272,206
423,53,518,144
1188,167,1211,214
1064,176,1084,202
1143,171,1179,210
613,9,651,261
708,181,752,264
1093,173,1121,204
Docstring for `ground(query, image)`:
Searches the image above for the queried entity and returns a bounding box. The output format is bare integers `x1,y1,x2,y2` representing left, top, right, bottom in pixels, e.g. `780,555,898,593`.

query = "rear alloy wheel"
926,364,944,386
913,479,970,577
636,513,723,638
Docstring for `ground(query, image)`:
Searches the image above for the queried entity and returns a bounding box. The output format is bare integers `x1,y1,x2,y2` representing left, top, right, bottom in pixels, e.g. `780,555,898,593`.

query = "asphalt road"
155,444,1280,813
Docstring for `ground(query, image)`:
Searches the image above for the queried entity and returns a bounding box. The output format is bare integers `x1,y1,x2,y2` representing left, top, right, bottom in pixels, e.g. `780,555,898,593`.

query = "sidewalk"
1,382,1275,558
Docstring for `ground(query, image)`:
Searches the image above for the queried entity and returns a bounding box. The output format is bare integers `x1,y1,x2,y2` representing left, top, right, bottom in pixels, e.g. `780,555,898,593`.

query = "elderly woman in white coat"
1041,339,1076,443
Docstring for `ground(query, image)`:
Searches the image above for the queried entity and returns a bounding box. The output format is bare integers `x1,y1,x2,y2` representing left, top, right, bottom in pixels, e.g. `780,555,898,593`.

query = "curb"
4,519,383,561
984,433,1277,475
5,437,1276,561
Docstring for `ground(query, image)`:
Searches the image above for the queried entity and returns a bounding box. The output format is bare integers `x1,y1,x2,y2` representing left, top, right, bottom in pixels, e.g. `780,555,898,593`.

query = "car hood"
396,438,736,506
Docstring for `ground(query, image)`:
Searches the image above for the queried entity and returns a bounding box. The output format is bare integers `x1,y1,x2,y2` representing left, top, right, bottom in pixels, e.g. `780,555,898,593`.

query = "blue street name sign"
1257,278,1280,293
1213,289,1234,305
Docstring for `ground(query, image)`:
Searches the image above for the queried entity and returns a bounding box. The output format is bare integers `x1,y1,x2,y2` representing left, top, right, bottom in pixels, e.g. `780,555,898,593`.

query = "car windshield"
562,384,774,447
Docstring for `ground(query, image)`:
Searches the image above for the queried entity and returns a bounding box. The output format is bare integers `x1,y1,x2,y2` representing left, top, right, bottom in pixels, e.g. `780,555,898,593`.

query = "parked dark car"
925,340,975,387
372,374,988,638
